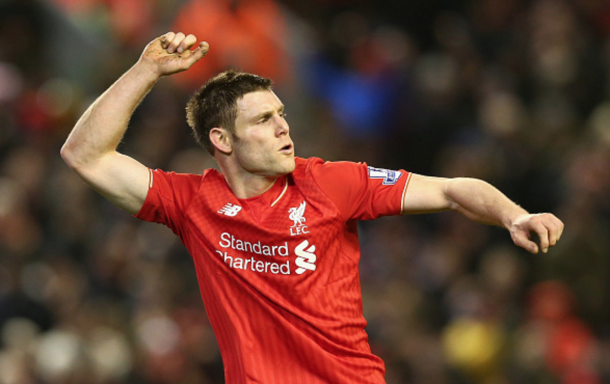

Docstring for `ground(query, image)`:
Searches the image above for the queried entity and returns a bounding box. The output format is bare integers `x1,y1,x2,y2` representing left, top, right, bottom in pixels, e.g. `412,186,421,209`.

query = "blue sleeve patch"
368,167,403,185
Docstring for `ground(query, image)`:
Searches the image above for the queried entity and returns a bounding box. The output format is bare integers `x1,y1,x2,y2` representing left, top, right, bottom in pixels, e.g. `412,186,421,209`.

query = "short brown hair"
186,70,273,155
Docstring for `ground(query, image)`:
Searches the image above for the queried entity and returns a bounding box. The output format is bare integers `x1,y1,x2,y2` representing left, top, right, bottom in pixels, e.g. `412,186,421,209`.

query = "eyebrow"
251,105,285,123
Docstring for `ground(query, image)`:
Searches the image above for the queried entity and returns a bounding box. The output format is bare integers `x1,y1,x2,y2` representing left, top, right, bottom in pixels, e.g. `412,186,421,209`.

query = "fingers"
164,32,184,53
140,32,208,77
178,34,197,53
549,215,565,247
536,214,565,253
160,32,175,49
160,32,199,54
532,221,550,253
177,41,210,68
513,213,565,254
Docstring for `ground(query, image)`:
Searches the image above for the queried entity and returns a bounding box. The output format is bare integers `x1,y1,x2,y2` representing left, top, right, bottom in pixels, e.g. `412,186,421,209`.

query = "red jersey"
136,157,410,384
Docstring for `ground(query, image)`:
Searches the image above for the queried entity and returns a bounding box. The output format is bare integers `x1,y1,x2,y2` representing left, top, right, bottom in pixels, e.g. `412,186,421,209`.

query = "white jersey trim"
400,172,412,215
270,177,288,207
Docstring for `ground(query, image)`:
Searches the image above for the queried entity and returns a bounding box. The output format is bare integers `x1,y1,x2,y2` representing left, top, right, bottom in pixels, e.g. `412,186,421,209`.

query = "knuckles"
531,213,564,230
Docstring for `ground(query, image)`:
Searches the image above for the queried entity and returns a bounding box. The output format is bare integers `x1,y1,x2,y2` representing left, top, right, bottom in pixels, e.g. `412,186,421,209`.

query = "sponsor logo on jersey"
219,232,289,257
294,240,317,274
215,250,291,275
368,167,402,185
218,203,242,217
215,232,318,276
288,201,309,236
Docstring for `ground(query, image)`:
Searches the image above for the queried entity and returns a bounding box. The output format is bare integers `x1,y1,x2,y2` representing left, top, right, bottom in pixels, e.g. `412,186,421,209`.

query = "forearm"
445,178,528,229
61,61,159,168
404,174,563,253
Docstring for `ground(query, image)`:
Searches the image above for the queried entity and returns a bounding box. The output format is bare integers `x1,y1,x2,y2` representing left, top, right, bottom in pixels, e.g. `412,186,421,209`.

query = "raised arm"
402,174,564,254
60,32,209,214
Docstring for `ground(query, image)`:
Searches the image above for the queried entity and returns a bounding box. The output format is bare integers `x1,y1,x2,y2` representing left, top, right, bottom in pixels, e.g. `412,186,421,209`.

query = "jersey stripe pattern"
135,157,410,383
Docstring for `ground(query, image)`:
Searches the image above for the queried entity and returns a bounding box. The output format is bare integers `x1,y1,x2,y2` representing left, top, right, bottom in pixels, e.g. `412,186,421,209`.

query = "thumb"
184,41,209,67
512,231,539,254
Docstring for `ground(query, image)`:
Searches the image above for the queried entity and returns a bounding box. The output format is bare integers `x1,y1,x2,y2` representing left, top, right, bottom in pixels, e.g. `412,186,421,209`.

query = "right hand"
138,32,209,78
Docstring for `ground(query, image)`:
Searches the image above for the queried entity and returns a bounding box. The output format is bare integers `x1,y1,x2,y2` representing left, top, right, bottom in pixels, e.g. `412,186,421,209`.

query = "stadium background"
0,0,609,383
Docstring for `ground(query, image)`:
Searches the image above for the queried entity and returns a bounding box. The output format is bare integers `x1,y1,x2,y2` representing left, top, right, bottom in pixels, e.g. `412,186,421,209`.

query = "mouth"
279,143,293,154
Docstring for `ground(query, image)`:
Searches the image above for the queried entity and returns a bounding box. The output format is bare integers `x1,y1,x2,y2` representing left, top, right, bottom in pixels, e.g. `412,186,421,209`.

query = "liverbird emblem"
288,201,307,227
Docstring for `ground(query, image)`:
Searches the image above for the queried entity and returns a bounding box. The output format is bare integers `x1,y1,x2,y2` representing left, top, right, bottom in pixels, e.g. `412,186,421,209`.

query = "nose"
275,114,289,136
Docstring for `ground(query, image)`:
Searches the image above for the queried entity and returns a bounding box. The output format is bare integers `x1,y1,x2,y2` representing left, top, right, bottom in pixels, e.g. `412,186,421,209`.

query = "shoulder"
149,168,226,201
294,156,323,170
152,168,211,188
294,157,364,174
291,157,370,197
293,157,368,182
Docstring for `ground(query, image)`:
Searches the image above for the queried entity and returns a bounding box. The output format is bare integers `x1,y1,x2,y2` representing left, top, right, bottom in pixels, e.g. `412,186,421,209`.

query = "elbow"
60,141,114,176
60,141,91,172
60,142,79,170
60,142,73,166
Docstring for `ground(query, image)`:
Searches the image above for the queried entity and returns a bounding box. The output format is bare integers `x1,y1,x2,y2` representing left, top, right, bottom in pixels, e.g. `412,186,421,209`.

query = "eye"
280,112,288,119
257,116,270,124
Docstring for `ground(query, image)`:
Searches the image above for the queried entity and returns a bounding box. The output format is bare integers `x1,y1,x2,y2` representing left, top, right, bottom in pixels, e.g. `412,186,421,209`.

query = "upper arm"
68,151,150,215
401,174,454,215
309,159,409,220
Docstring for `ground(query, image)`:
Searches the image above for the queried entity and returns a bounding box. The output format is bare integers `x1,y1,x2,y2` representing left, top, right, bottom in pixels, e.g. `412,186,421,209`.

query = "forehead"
235,91,283,120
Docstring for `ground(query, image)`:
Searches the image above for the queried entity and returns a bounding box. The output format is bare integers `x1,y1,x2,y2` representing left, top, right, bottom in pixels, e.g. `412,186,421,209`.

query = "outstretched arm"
402,174,564,254
60,32,209,214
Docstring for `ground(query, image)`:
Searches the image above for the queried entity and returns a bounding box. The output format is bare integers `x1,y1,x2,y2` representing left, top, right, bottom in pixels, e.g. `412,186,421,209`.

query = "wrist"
132,60,162,84
503,208,529,230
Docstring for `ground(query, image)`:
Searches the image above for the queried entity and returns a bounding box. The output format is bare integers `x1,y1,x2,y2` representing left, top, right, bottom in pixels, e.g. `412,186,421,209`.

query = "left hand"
508,213,564,254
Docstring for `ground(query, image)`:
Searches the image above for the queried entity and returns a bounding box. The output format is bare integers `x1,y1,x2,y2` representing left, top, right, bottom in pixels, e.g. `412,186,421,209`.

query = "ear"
210,127,233,155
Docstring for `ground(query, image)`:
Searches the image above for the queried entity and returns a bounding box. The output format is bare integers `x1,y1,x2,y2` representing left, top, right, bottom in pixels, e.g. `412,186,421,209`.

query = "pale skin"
61,32,564,255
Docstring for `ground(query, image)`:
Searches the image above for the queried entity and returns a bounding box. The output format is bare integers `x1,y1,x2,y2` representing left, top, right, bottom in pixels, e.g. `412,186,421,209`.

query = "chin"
284,158,296,173
273,158,295,176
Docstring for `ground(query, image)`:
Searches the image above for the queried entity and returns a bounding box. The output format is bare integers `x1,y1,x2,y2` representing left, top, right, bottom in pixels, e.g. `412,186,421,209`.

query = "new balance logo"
295,240,317,274
218,203,242,217
288,201,309,236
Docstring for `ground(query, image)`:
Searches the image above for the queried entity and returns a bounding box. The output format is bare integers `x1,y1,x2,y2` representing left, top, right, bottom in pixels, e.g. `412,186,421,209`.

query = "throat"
226,174,279,200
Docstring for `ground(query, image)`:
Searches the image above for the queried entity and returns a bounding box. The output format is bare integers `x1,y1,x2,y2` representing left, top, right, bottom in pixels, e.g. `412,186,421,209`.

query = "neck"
218,162,279,199
227,173,279,199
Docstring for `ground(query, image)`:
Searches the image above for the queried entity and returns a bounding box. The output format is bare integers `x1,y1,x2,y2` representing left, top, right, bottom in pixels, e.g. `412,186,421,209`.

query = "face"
230,90,295,177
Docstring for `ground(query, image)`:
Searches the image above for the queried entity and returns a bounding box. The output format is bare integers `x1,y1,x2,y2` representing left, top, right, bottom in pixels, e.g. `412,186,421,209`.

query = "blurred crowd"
1,0,610,383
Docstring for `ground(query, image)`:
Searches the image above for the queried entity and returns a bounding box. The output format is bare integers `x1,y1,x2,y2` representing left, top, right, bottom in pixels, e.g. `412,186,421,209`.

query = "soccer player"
61,32,564,383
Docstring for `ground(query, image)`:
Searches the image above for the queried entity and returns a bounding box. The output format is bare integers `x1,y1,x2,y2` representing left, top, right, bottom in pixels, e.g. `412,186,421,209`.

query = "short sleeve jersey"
136,157,411,384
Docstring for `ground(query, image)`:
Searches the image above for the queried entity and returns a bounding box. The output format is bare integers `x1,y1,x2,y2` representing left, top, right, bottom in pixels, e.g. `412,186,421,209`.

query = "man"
61,32,564,383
